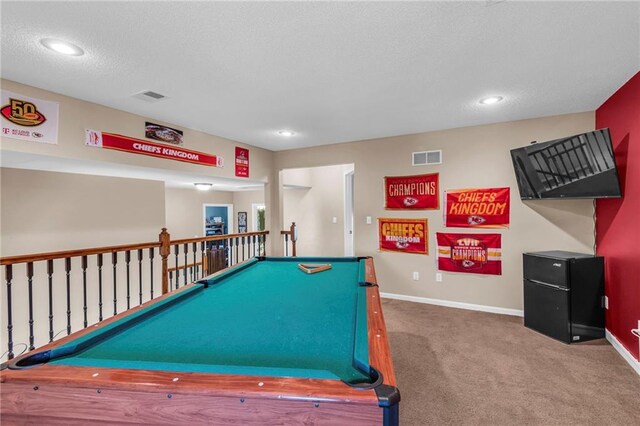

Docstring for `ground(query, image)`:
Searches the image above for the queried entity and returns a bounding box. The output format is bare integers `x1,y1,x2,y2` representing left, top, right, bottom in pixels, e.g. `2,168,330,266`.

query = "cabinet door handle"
632,329,640,338
528,279,570,291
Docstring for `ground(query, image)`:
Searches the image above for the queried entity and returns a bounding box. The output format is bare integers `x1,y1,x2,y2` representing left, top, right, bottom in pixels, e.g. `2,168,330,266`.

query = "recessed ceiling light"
278,130,295,137
194,183,213,191
40,38,84,56
479,96,504,105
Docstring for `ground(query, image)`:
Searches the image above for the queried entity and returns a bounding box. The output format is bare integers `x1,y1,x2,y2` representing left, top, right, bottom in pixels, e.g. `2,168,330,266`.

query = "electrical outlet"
412,272,419,281
366,216,372,225
436,273,443,282
332,217,337,224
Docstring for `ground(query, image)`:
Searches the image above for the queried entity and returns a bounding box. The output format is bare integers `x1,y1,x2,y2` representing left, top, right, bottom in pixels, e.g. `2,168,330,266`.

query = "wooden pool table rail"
0,257,398,425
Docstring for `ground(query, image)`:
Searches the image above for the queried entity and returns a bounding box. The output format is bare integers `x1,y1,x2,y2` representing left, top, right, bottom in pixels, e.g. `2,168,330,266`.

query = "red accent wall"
595,71,640,361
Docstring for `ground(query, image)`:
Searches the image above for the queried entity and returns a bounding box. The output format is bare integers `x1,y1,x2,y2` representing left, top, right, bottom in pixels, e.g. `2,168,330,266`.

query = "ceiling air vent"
412,150,442,166
132,90,167,103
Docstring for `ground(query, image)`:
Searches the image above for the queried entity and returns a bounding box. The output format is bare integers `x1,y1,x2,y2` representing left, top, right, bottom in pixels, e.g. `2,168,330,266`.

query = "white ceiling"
1,1,639,153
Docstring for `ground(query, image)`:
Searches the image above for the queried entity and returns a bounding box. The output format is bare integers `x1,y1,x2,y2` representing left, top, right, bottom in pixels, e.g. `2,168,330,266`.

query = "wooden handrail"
167,261,203,274
0,241,161,266
0,231,270,266
169,230,269,246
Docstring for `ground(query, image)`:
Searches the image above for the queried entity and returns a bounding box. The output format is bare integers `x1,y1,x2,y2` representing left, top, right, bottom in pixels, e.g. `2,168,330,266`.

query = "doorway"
203,204,234,236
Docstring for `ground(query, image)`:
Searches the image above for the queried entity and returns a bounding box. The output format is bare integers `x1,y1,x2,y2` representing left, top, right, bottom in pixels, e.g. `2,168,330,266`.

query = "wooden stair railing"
280,222,298,257
0,228,269,362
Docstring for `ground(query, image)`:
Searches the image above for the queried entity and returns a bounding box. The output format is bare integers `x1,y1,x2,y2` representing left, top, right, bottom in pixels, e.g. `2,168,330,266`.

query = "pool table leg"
375,383,401,426
383,402,400,426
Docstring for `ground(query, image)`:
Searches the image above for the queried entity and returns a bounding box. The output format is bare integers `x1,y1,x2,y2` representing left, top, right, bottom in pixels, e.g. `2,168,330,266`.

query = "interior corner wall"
282,165,347,257
232,190,265,233
0,168,166,256
275,112,596,311
595,71,640,361
164,187,233,240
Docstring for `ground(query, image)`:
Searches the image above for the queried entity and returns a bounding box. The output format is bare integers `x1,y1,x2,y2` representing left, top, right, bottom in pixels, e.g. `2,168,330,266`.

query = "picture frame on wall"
238,211,247,233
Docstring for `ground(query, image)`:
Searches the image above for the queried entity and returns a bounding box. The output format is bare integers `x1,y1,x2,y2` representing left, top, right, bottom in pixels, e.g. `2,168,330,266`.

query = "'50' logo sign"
1,98,47,127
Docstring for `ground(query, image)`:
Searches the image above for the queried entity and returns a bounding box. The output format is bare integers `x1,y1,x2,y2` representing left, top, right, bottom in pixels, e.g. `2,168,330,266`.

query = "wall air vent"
412,150,442,166
132,90,167,103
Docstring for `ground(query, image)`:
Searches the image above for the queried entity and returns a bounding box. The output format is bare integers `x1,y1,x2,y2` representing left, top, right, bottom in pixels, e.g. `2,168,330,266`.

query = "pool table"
0,256,400,425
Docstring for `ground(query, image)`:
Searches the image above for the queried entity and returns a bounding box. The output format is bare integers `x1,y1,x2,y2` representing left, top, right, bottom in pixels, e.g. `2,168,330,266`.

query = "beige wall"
0,168,166,256
282,165,352,256
0,168,167,354
232,190,265,233
164,188,233,239
0,79,275,183
274,112,596,311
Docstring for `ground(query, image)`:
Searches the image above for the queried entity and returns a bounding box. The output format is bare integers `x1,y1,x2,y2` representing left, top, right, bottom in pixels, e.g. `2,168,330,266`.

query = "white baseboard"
380,292,524,317
606,329,640,376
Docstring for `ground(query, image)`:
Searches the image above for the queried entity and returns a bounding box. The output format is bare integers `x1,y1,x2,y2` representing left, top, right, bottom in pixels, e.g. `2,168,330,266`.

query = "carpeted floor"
381,298,639,426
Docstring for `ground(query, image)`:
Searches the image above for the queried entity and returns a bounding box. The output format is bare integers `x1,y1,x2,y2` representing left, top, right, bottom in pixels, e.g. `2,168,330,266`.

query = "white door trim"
202,204,234,235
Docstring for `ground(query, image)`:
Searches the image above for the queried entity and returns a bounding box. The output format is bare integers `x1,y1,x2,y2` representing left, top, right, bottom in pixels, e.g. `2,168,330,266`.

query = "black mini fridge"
523,251,605,343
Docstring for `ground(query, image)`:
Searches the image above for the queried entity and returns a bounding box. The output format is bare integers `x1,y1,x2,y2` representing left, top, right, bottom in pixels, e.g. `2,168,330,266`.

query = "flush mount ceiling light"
40,38,84,56
194,183,213,191
277,130,295,137
479,96,504,105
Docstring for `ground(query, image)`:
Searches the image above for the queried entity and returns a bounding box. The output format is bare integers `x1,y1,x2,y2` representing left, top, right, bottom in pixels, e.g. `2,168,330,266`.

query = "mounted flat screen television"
510,128,622,200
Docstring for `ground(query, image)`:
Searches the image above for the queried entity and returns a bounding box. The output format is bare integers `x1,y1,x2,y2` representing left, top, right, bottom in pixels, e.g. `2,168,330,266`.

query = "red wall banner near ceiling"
384,173,439,209
85,129,223,167
235,147,249,177
436,232,502,275
378,218,429,255
445,187,510,228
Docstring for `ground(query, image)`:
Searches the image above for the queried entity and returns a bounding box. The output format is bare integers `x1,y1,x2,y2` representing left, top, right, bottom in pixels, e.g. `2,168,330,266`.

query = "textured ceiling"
1,1,639,151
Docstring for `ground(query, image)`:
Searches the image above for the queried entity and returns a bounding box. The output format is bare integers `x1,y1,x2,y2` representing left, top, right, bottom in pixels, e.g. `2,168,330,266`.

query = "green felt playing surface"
51,258,371,383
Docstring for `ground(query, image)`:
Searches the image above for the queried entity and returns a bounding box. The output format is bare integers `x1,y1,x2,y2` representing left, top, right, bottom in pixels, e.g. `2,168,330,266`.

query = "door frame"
202,204,234,236
343,169,355,256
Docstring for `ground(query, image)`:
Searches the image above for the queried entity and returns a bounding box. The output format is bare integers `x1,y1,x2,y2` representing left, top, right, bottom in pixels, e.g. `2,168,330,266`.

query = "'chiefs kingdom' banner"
445,187,509,228
378,218,429,255
436,232,502,275
385,173,439,209
85,130,223,167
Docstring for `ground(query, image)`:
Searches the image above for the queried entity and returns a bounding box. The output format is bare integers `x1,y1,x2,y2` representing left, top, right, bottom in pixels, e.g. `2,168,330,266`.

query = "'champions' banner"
445,187,509,228
85,130,223,167
436,232,502,275
384,173,439,209
378,218,429,255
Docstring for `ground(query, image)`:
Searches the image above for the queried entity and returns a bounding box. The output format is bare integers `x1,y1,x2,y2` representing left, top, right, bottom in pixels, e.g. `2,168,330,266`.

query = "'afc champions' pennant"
85,130,223,167
384,173,439,210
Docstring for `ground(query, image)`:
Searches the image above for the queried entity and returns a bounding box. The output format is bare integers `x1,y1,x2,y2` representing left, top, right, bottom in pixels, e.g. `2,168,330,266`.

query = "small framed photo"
238,211,247,233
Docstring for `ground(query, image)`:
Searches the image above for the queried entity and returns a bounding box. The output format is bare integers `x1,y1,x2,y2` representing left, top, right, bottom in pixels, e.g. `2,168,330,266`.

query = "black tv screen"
510,128,622,199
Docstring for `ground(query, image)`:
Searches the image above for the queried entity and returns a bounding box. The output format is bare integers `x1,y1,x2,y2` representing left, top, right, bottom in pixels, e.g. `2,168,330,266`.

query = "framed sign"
384,173,439,210
238,211,247,233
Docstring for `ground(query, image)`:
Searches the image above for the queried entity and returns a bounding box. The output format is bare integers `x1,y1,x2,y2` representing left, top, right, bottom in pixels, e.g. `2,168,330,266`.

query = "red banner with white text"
378,218,429,255
436,232,502,275
445,187,509,228
235,147,249,177
85,130,223,167
384,173,439,209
